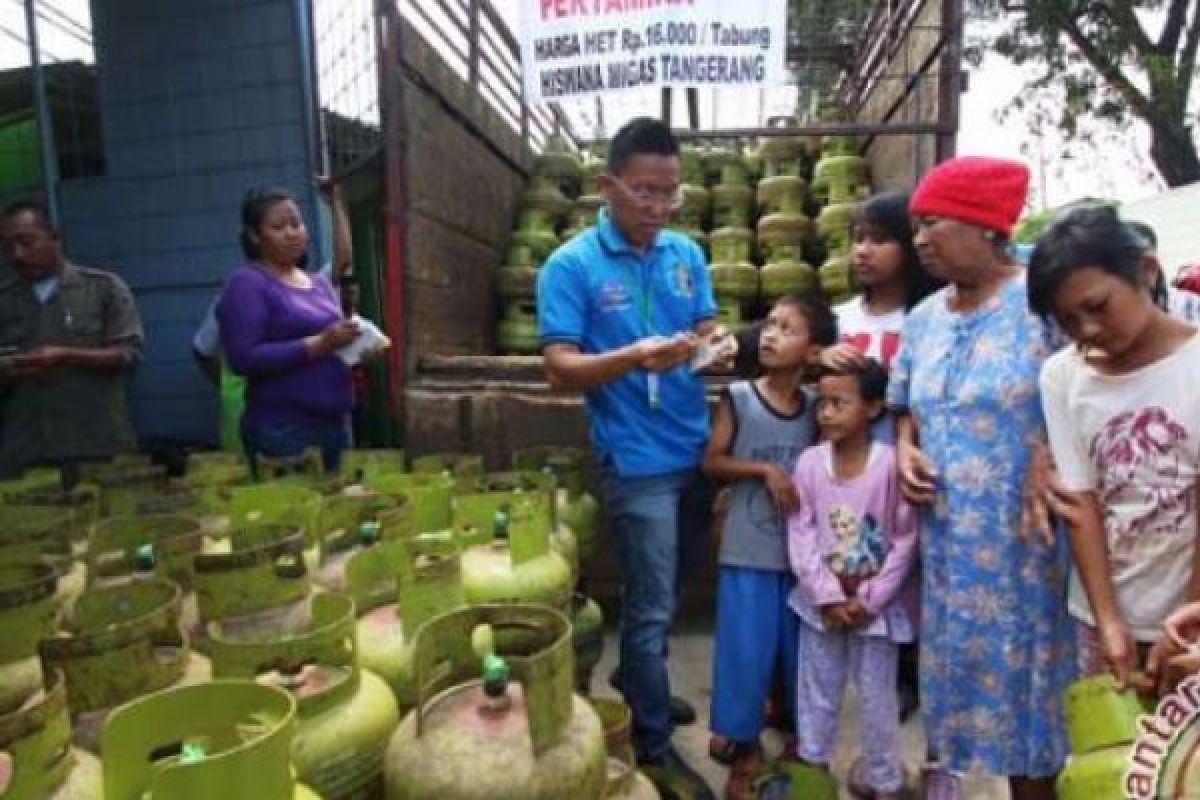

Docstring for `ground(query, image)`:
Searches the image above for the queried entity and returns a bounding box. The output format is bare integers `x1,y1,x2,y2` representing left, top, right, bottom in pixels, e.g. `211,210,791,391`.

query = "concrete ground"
592,624,1010,799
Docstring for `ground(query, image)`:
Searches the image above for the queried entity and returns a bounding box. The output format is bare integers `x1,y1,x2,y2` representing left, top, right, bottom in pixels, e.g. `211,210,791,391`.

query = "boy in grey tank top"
702,296,837,798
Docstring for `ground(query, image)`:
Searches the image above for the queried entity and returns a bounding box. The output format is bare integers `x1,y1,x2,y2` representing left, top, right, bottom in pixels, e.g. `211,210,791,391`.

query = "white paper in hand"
336,315,390,366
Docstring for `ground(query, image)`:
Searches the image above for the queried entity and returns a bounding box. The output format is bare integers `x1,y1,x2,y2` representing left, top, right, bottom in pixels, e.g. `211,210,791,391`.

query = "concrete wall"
57,0,320,445
396,21,529,366
859,0,945,191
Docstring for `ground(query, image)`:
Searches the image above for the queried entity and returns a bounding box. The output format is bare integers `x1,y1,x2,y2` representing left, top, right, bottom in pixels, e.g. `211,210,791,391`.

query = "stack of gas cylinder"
497,135,587,355
701,124,874,325
497,119,874,342
0,444,648,799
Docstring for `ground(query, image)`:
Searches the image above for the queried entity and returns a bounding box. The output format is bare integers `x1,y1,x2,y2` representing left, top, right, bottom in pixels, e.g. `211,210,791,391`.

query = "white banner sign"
518,0,789,104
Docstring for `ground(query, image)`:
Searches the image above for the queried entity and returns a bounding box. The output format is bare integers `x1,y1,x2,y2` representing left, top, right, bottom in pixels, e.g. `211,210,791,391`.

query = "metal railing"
396,0,578,151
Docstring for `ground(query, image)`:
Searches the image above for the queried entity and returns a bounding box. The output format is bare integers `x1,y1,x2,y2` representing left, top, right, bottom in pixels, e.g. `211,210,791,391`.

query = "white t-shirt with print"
1041,332,1200,640
835,296,905,369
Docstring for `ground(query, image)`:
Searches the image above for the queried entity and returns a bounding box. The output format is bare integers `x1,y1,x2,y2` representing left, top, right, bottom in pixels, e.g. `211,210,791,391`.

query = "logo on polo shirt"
598,281,632,313
668,262,694,299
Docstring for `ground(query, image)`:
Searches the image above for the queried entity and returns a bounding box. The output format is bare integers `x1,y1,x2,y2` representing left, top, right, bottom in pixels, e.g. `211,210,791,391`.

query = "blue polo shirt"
537,209,717,477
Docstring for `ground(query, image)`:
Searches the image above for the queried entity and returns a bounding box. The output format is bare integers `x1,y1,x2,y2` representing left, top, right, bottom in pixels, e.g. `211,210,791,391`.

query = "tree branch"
1178,0,1200,105
1108,0,1155,55
1058,12,1158,123
1161,0,1192,55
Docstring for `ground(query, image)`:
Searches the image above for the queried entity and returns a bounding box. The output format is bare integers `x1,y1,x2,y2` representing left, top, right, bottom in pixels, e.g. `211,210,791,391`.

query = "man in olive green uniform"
0,202,144,478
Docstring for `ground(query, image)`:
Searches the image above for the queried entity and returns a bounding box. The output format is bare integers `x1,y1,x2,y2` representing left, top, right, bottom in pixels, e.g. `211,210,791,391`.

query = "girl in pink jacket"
787,359,918,800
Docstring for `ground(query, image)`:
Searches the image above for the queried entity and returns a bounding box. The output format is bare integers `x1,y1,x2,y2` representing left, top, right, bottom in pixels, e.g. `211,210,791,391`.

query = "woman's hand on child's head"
762,465,799,514
897,440,938,506
818,344,867,372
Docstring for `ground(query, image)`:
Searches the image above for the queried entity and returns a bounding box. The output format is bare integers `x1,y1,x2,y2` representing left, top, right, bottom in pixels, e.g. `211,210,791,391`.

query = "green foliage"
967,0,1200,187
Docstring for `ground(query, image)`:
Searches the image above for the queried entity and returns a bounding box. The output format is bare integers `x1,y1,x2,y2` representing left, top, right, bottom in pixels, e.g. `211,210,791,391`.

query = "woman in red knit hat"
887,156,1073,799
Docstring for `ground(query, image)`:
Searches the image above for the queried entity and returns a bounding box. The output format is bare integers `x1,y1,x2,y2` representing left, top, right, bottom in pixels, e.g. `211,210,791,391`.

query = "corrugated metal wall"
58,0,320,445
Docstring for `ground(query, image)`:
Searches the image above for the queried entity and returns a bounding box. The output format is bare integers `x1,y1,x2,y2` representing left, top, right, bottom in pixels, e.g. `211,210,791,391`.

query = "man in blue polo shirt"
538,117,718,797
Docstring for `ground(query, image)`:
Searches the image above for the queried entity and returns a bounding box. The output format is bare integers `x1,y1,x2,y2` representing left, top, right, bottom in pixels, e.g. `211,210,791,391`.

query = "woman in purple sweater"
216,187,358,471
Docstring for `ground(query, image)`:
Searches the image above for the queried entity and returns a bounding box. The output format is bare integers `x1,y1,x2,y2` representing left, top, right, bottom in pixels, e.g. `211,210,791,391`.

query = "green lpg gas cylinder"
588,697,662,798
816,201,855,257
87,514,206,627
498,263,538,304
177,459,249,523
339,449,407,485
758,212,814,267
351,535,465,712
709,227,754,265
456,494,573,612
383,604,608,800
192,523,314,645
367,473,455,534
590,696,636,767
208,591,399,800
571,593,604,693
812,154,871,206
230,482,323,566
711,181,754,230
463,471,580,586
311,493,399,592
83,463,174,517
0,671,103,800
761,258,819,302
0,505,84,612
704,147,751,188
533,133,583,197
1057,675,1156,800
676,184,711,231
409,453,484,484
759,136,810,179
756,175,807,216
679,145,705,185
39,578,211,752
581,156,605,196
513,446,600,569
0,563,59,714
498,302,542,355
101,680,318,800
819,254,856,304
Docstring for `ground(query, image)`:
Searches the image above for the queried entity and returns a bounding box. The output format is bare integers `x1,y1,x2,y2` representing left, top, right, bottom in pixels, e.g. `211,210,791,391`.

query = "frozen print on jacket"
1089,407,1196,552
826,504,889,578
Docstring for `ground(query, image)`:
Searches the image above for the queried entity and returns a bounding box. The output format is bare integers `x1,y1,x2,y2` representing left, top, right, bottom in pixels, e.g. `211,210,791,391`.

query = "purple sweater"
787,442,918,642
216,265,352,427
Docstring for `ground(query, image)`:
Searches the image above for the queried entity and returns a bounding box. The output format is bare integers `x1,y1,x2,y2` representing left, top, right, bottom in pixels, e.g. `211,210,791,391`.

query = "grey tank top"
720,380,816,570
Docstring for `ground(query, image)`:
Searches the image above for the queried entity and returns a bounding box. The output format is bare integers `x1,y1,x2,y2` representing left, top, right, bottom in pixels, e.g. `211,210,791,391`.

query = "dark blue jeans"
601,465,713,761
241,417,347,475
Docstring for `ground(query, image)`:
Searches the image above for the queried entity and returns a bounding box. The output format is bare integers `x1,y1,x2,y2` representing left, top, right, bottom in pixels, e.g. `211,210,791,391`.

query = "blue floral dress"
888,276,1075,777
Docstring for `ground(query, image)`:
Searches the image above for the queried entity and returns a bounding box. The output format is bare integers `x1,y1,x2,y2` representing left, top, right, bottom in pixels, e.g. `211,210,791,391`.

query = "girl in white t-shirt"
821,191,942,375
1030,205,1200,691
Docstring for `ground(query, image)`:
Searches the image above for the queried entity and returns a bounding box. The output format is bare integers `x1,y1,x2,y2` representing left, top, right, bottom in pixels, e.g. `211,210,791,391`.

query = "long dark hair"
239,186,308,268
853,190,942,310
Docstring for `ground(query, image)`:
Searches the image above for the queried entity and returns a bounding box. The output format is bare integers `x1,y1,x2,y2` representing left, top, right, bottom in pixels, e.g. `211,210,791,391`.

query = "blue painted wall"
58,0,322,445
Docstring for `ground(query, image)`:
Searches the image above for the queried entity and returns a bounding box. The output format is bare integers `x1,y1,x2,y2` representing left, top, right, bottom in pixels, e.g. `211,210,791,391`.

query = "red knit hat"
910,156,1030,238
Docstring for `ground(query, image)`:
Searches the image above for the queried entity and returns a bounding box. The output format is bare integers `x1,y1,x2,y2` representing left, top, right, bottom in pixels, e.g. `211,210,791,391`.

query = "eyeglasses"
611,177,685,211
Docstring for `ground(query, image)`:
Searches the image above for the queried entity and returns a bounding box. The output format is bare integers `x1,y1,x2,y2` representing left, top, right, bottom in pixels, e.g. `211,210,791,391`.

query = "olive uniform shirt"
0,262,144,475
